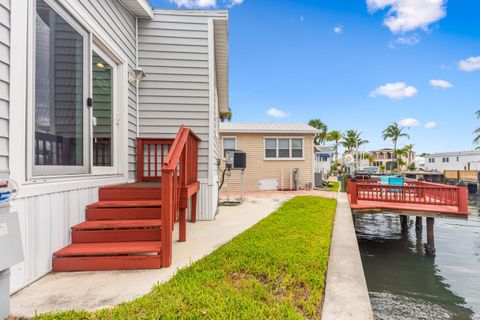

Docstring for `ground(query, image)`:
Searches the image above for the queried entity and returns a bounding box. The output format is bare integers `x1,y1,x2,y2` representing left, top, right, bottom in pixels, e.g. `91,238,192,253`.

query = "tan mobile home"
219,123,320,192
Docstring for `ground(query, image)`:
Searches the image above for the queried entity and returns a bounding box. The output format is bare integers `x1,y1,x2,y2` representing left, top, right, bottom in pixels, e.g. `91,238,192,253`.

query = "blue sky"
150,0,480,153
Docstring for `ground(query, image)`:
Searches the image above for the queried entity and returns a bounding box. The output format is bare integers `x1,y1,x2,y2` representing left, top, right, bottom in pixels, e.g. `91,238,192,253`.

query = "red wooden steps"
86,207,160,221
88,200,162,208
54,241,161,256
73,219,162,230
98,183,161,201
52,242,162,271
71,219,162,243
52,185,165,272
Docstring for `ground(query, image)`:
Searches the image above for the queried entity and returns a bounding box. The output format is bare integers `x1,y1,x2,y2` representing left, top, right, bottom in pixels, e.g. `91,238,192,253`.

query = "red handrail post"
350,182,358,204
457,186,468,214
136,138,144,182
161,170,173,267
191,193,197,223
179,208,186,242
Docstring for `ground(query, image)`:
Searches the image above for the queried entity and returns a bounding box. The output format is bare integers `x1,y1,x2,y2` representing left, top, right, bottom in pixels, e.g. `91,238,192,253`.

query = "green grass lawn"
326,181,339,192
38,196,337,320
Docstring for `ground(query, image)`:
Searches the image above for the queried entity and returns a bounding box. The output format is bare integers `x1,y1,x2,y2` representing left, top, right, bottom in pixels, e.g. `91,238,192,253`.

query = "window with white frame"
223,137,236,157
32,0,122,177
264,138,304,159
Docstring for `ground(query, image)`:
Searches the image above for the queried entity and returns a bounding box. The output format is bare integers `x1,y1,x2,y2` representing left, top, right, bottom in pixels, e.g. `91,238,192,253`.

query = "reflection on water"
356,194,480,320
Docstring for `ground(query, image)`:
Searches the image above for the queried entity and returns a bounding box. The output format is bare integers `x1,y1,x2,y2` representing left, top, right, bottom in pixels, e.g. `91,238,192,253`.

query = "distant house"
219,123,320,191
370,148,415,171
425,151,480,171
315,145,335,174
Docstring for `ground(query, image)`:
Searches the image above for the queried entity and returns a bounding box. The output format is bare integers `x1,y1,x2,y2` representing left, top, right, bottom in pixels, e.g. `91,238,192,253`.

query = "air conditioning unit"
226,151,247,170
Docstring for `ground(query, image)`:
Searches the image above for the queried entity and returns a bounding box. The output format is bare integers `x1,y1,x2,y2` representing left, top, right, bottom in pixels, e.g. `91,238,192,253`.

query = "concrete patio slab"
10,194,309,317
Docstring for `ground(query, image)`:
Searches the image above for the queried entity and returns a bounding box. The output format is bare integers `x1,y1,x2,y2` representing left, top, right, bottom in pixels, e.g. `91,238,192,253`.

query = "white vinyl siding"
76,0,138,178
0,0,9,170
138,10,227,180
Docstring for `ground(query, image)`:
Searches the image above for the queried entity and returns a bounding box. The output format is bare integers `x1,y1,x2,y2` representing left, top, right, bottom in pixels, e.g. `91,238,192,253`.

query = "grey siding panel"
75,0,138,178
0,0,9,170
138,11,227,180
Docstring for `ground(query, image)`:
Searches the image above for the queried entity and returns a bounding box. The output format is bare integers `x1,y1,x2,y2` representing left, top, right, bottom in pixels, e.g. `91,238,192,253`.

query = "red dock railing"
347,179,468,214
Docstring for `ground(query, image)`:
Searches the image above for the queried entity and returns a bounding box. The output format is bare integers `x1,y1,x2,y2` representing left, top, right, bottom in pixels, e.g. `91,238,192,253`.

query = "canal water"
355,194,480,320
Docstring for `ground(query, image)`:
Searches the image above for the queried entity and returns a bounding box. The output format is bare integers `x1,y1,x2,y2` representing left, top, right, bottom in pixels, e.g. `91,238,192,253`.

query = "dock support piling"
400,215,408,229
425,217,436,256
415,216,422,230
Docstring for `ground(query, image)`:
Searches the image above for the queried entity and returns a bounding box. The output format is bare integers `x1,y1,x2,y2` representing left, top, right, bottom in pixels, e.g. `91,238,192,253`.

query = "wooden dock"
347,179,469,217
347,178,469,256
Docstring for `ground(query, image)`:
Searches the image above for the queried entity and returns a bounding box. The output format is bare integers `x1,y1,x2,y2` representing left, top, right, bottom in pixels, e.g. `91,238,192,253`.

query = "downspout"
135,17,140,138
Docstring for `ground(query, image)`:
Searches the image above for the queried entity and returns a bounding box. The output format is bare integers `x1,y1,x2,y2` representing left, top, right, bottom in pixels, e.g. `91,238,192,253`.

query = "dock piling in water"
415,216,422,230
425,217,436,256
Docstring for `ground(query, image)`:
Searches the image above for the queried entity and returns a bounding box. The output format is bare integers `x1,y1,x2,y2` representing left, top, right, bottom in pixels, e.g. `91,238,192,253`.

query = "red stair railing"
159,125,201,267
136,138,175,182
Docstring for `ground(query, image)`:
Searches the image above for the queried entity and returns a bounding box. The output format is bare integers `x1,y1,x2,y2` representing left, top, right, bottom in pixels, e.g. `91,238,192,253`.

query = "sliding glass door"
34,0,89,175
33,0,120,177
92,47,117,174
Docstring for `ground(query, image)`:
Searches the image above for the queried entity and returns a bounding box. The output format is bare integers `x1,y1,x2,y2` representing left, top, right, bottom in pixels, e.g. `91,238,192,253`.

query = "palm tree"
402,144,415,167
342,130,369,168
474,110,480,147
342,130,369,152
365,154,374,166
382,123,410,170
326,130,343,162
308,119,328,145
220,108,232,122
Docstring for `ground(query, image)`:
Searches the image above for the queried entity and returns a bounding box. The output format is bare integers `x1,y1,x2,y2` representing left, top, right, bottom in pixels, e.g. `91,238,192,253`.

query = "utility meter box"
225,151,247,170
0,170,22,320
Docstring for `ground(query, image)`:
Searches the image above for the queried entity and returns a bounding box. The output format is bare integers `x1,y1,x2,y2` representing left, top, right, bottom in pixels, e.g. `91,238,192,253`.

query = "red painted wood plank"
72,229,161,243
53,241,161,257
86,207,160,221
88,200,162,208
53,255,161,272
99,188,162,201
72,219,162,231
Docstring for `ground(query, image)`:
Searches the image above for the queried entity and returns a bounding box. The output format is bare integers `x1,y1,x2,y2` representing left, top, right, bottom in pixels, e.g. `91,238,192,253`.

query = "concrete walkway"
10,196,290,317
322,192,374,320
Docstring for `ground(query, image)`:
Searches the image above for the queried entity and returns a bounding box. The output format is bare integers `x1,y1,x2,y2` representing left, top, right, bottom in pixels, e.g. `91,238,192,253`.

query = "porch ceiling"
214,19,229,114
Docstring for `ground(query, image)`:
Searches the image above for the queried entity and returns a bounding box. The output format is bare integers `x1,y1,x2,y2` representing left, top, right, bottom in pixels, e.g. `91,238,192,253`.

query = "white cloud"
334,26,343,34
424,121,438,128
169,0,242,8
300,16,304,22
366,0,447,33
169,0,215,8
266,107,290,118
395,35,420,46
398,118,420,127
429,79,453,89
369,82,418,100
458,56,480,72
227,0,243,7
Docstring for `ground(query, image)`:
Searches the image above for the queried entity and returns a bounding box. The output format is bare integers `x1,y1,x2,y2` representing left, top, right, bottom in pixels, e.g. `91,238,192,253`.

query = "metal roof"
427,150,480,157
220,123,321,134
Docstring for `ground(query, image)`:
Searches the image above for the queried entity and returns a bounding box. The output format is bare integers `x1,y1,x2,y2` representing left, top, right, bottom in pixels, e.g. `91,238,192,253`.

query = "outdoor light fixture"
128,67,146,87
